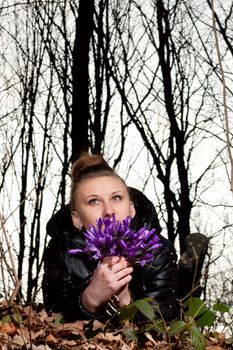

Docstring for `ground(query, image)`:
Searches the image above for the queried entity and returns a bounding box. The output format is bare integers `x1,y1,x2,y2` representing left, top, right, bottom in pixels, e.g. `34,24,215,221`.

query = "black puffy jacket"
42,188,178,322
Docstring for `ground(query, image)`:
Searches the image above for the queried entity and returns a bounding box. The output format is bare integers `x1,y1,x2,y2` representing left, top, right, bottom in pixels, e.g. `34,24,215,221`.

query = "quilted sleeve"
42,237,110,322
143,240,179,321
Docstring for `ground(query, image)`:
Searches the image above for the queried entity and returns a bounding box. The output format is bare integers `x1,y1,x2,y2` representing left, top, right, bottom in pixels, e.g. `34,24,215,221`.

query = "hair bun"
72,152,109,178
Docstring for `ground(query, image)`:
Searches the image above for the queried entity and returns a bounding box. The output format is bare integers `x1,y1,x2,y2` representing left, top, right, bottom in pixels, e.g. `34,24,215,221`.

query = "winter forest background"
0,0,232,335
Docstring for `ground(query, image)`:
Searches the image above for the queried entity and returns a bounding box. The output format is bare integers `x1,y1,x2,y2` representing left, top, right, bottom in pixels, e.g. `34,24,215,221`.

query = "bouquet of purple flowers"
69,215,161,266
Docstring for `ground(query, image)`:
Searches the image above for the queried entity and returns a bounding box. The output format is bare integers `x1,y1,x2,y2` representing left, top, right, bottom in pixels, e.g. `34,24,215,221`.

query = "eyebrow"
85,190,125,199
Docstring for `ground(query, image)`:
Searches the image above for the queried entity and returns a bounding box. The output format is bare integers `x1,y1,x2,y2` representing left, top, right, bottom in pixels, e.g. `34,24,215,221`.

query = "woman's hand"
82,256,133,313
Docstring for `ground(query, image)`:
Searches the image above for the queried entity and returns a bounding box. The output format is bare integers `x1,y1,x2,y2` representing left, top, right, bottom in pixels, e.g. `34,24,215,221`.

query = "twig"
211,0,233,192
10,279,22,304
0,213,19,287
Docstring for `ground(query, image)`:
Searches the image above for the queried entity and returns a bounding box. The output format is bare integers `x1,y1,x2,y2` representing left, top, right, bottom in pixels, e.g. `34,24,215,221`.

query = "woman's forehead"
77,176,128,196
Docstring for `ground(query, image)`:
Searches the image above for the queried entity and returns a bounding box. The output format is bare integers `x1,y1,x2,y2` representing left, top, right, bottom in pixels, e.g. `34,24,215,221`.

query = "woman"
42,153,179,322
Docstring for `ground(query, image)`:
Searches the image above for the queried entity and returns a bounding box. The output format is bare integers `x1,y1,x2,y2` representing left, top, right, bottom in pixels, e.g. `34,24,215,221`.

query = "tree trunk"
71,0,95,161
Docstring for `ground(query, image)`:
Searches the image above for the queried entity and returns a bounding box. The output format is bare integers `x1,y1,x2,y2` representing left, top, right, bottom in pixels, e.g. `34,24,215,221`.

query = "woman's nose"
103,201,114,217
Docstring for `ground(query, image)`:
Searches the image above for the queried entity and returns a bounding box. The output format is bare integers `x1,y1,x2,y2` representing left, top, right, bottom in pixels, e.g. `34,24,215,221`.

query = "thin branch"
211,0,233,192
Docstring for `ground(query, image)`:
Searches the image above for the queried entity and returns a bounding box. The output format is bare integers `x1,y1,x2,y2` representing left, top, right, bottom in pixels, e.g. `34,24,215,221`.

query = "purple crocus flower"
68,215,161,266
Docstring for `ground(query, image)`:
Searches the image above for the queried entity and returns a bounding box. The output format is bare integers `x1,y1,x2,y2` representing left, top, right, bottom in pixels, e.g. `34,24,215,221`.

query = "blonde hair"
71,152,127,209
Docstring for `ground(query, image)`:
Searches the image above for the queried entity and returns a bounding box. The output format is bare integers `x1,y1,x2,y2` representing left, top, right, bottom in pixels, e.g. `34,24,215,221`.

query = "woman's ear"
130,201,136,218
71,211,83,230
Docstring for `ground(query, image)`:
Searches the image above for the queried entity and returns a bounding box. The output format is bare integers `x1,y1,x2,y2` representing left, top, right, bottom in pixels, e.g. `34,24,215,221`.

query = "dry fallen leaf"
45,333,58,343
38,309,49,322
11,334,27,347
60,338,77,346
31,345,53,350
144,331,157,345
0,322,17,335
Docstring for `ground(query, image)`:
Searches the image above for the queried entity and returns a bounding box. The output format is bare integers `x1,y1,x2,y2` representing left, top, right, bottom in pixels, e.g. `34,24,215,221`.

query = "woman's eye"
89,199,99,205
112,195,121,201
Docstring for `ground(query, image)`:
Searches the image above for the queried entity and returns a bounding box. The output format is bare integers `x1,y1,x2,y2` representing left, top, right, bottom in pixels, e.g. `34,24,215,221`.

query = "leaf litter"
0,302,232,349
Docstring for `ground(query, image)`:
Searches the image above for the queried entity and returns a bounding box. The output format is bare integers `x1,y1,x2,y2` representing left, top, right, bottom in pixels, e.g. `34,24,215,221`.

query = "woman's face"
71,176,135,230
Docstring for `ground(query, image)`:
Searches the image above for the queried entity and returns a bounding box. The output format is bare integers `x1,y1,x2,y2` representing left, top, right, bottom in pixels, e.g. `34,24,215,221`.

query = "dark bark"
156,0,192,252
72,0,95,161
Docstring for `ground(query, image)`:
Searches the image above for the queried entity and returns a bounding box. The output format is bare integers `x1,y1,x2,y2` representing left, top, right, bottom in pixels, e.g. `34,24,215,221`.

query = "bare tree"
0,1,75,301
99,0,224,251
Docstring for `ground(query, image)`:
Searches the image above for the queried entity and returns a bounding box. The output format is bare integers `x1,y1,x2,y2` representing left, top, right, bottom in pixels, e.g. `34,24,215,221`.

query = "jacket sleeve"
143,240,179,321
42,237,110,322
131,236,179,321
